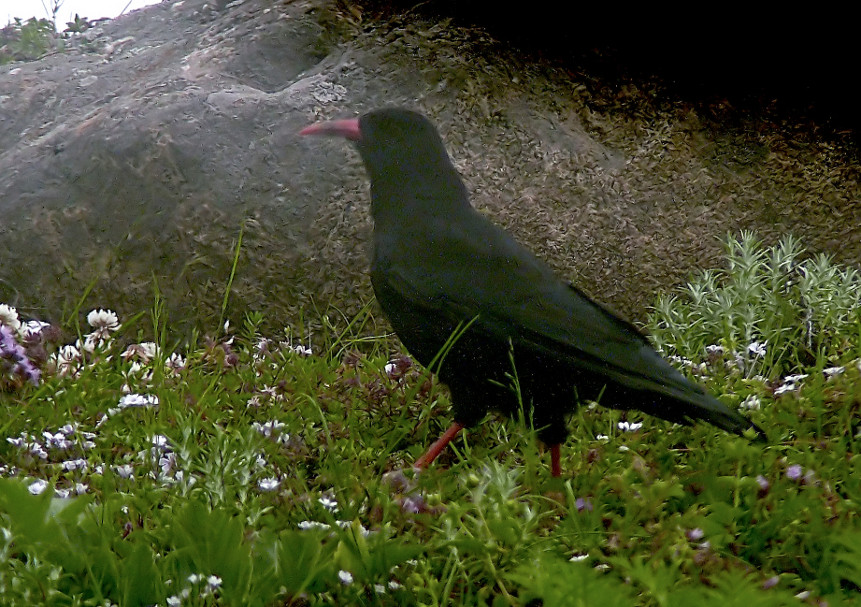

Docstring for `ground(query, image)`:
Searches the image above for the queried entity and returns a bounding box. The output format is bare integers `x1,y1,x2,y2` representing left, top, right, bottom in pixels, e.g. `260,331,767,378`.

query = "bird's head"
300,108,468,217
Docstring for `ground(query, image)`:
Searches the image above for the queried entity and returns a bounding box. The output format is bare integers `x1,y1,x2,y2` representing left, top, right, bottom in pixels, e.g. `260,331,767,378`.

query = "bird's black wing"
375,208,761,436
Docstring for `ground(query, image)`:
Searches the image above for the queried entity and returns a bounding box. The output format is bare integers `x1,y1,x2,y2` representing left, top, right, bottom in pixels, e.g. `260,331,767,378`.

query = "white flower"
596,434,609,441
28,479,49,495
115,464,135,479
118,393,159,409
166,596,182,607
319,495,338,512
569,554,589,562
54,345,81,375
151,435,170,450
206,575,222,591
298,521,330,531
740,395,761,410
0,304,21,332
338,570,354,585
747,341,767,357
258,477,280,492
775,373,808,395
166,353,186,371
87,309,120,338
252,420,285,438
617,421,643,432
6,435,25,448
121,342,159,363
668,355,693,367
61,458,88,471
292,344,312,356
159,452,177,474
43,431,73,450
374,584,387,594
774,383,797,395
335,520,370,536
823,366,844,378
21,320,50,339
705,344,724,354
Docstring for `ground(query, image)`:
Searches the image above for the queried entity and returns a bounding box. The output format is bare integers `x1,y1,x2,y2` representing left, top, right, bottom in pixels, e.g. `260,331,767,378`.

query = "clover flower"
121,342,159,364
86,308,120,338
52,344,82,376
0,304,21,332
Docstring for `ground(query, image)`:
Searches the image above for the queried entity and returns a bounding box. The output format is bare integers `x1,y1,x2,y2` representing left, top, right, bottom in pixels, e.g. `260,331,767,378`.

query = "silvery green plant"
648,232,861,379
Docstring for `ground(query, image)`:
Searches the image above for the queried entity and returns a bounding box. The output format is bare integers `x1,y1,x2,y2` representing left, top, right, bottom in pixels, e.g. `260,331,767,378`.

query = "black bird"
301,108,764,476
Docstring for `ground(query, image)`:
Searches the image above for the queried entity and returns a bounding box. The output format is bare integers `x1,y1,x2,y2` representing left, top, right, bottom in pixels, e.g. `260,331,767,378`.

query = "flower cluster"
46,308,122,377
165,573,222,606
0,303,56,387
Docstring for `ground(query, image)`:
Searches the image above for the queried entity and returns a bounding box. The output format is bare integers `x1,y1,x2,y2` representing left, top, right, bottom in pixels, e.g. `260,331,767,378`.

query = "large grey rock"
1,0,859,337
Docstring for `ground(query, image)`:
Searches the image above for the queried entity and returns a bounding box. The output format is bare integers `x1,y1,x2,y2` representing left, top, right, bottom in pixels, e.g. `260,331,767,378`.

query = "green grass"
2,234,861,606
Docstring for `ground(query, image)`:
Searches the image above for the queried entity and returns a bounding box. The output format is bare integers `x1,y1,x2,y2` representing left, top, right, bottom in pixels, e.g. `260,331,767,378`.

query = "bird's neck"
368,168,471,222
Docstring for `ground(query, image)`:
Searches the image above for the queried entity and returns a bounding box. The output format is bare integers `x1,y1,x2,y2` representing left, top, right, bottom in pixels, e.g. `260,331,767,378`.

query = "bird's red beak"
299,118,361,141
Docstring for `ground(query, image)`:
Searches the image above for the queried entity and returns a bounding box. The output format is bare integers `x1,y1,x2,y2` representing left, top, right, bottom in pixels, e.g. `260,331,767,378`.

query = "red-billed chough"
301,108,765,477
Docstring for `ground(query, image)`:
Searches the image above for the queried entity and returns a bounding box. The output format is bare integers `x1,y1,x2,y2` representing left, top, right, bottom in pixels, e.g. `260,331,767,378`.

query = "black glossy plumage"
305,108,765,469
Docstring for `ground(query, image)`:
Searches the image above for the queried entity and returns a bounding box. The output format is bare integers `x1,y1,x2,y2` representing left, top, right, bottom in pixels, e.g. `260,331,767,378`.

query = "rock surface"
1,0,858,337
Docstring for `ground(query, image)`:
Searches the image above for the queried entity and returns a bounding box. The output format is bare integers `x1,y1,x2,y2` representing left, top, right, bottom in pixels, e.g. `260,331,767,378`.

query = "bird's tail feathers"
647,386,766,442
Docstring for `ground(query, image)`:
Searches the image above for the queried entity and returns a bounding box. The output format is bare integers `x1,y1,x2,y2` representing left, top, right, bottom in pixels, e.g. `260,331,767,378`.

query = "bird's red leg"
550,443,561,477
414,422,465,470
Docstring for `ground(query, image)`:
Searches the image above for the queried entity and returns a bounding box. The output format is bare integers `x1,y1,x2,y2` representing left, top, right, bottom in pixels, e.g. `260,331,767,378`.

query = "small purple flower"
400,495,426,514
762,576,779,590
756,475,770,496
1,325,40,385
786,464,803,481
382,469,413,493
575,497,593,512
686,528,704,541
